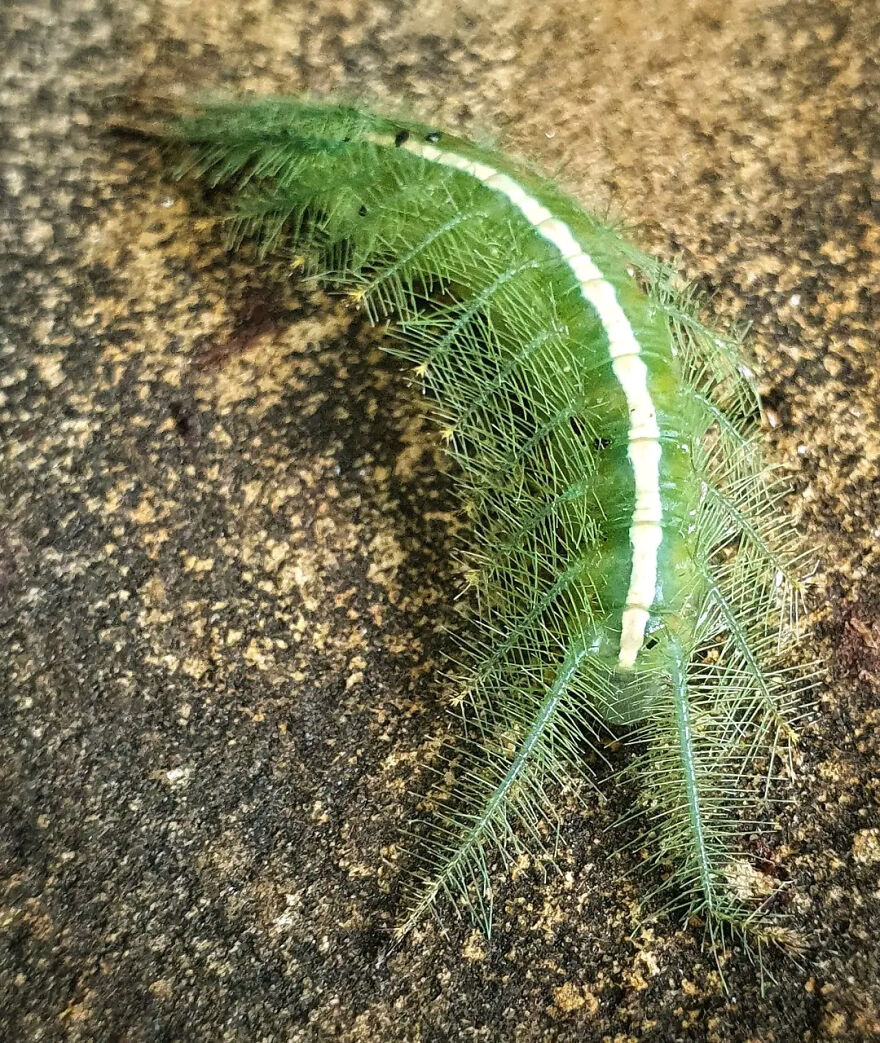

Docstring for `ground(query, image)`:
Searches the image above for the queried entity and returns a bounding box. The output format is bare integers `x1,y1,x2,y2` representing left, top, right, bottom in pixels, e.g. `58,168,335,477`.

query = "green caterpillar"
156,96,814,958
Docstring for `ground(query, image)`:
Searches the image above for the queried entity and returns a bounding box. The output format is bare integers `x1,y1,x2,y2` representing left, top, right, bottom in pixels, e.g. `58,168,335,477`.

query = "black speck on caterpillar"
155,96,817,973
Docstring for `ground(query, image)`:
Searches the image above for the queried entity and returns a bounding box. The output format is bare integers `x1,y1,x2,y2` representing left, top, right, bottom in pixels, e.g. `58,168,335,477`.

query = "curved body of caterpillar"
163,98,813,954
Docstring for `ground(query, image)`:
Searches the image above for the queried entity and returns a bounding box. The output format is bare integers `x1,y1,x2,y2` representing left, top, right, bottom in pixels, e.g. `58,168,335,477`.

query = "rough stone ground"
1,1,878,1039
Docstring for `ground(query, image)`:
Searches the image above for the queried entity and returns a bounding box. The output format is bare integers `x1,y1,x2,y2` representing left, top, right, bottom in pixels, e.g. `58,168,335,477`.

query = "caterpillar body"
160,97,813,956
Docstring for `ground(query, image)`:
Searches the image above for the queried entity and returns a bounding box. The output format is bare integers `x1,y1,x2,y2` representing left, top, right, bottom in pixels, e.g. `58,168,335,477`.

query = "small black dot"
394,129,410,147
425,131,441,143
169,400,200,442
593,436,612,450
358,204,368,217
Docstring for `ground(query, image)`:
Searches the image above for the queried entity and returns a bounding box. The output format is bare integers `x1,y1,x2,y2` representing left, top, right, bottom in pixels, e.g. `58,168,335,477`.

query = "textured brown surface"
1,1,879,1040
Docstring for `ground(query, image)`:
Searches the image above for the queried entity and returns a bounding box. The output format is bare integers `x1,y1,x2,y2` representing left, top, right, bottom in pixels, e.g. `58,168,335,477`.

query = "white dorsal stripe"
372,131,662,670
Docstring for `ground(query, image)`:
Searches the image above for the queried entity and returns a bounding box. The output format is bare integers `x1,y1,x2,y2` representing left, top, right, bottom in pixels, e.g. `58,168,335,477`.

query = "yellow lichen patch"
181,657,210,680
852,828,880,864
129,495,158,525
345,654,367,690
460,930,487,962
550,981,599,1018
33,352,65,388
243,638,275,671
366,531,406,593
725,859,778,902
182,554,214,573
140,575,166,606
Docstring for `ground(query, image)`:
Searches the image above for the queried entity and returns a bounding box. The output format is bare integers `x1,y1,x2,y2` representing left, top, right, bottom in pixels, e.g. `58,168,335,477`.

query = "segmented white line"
373,133,662,669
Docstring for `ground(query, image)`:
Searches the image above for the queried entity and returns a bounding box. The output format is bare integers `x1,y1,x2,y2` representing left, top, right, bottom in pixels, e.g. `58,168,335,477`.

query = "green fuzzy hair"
152,96,816,964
